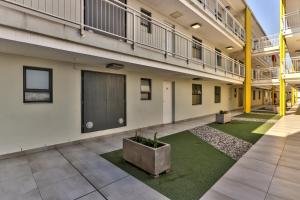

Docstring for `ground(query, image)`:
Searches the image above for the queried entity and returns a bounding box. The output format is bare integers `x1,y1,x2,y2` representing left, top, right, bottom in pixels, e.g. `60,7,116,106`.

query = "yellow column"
244,8,252,113
280,0,286,116
292,87,295,106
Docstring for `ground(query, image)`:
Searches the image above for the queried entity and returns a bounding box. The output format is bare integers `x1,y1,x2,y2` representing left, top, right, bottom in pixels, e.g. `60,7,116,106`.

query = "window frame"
214,86,221,103
140,8,152,34
23,66,53,103
192,84,202,105
215,48,222,67
140,78,152,100
192,36,203,60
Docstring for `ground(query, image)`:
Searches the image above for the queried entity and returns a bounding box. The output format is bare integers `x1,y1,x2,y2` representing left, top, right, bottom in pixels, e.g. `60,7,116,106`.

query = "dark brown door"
82,71,126,133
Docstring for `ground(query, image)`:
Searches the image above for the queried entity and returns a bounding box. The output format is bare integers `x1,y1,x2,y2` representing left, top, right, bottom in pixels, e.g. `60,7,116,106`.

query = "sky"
247,0,280,35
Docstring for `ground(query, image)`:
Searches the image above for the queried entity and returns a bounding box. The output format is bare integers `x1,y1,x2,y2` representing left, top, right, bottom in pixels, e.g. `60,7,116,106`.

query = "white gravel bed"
190,125,252,160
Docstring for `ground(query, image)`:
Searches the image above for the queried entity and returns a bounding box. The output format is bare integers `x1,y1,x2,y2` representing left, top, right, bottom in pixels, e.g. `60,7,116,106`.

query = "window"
23,66,53,103
215,86,221,103
192,84,202,105
215,48,222,67
141,9,152,33
192,36,203,60
141,78,151,100
253,90,256,100
259,90,261,100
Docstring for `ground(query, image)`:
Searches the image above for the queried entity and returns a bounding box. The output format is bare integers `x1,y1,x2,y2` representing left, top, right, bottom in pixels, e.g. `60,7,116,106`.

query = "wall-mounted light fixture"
191,23,201,29
106,63,124,70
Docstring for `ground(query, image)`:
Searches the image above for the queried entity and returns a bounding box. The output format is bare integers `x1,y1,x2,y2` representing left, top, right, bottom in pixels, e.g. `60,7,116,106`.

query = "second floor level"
0,0,255,83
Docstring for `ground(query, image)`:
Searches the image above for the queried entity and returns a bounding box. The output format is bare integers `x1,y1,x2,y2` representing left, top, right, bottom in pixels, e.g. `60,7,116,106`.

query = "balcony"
189,0,245,42
252,67,280,87
252,34,280,56
284,11,300,33
0,0,245,79
283,57,300,84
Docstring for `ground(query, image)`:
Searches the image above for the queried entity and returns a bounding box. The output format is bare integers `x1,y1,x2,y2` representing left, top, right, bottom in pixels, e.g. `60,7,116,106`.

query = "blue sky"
247,0,280,34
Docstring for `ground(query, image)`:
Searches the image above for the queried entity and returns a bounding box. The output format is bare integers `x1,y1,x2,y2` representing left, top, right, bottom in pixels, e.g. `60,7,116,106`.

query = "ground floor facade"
0,52,270,156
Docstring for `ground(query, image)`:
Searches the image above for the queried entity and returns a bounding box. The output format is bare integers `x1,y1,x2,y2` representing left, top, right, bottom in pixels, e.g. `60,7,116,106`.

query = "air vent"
170,11,183,19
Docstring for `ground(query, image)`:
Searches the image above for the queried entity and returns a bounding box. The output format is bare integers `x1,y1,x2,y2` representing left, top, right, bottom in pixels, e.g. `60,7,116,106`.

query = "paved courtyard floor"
0,111,243,200
201,105,300,200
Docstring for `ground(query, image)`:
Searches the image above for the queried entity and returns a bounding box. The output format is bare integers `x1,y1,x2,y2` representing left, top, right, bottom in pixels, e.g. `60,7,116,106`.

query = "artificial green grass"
209,120,274,144
237,112,281,120
102,131,235,200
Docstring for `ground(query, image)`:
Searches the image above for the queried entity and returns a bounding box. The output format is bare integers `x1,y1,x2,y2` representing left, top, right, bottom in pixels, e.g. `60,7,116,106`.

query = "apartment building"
0,0,271,156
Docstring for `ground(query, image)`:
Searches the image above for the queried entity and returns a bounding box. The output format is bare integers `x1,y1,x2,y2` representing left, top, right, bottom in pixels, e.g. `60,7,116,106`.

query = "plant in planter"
216,110,231,124
123,131,171,177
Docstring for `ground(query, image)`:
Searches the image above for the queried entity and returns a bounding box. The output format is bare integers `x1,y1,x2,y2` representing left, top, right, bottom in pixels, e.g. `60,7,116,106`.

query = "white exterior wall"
0,52,240,155
127,0,230,56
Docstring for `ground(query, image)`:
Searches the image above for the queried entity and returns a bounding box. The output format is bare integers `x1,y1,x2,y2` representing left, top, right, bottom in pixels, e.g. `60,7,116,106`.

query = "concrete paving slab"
244,149,280,165
0,188,42,200
0,162,32,182
236,156,277,176
200,189,234,200
0,175,37,196
33,164,79,188
39,174,95,200
100,176,170,200
211,177,266,200
274,165,300,185
77,191,106,200
268,177,300,200
278,156,300,170
223,165,272,192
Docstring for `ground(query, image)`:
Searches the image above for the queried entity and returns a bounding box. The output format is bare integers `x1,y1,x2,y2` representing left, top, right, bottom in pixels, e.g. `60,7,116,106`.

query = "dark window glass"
141,9,152,33
141,78,151,100
215,86,221,103
253,90,256,100
192,84,202,105
259,90,261,99
215,48,222,67
23,66,53,103
192,36,203,60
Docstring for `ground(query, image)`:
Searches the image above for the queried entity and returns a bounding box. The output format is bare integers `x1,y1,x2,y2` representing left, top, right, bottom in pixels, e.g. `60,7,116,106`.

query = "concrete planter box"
216,113,231,124
123,138,171,177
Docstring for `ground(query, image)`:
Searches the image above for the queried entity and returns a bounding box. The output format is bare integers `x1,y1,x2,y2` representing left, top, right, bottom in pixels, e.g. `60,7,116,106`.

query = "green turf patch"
209,120,274,144
102,131,235,200
237,112,280,120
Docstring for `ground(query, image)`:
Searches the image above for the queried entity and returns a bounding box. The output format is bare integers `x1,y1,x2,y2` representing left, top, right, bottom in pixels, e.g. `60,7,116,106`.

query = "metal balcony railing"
284,10,300,31
252,34,279,53
1,0,245,78
192,0,245,42
252,67,280,80
285,57,300,73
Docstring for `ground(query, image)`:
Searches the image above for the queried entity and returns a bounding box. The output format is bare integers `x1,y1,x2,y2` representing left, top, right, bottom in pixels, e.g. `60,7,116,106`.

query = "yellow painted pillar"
292,87,295,106
244,7,252,113
279,0,286,116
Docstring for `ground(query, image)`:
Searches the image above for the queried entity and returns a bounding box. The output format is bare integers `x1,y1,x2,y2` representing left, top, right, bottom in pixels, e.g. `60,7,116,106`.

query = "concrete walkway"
0,111,243,200
201,107,300,200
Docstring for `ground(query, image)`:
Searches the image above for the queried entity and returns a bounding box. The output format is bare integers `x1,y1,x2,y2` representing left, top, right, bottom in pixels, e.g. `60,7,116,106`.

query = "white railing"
252,34,279,52
285,57,300,73
1,0,245,77
284,10,300,31
252,67,280,80
191,0,245,42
